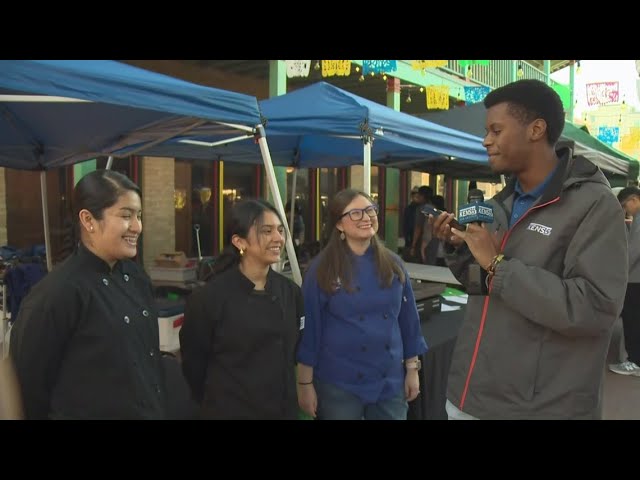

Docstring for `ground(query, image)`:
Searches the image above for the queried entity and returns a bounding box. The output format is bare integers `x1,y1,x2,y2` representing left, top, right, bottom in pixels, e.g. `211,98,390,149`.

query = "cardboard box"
154,252,188,268
149,266,197,283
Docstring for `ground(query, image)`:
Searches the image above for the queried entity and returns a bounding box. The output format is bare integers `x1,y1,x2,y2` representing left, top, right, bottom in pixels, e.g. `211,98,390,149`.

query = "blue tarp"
0,60,264,170
128,82,489,173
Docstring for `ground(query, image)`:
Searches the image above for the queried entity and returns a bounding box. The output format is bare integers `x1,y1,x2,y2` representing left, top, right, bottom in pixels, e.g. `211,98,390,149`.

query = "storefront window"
285,168,310,246
222,163,257,243
189,160,215,258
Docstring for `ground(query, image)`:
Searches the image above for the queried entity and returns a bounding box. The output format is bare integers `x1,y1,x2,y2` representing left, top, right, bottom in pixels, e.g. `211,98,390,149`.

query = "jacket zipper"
458,196,560,410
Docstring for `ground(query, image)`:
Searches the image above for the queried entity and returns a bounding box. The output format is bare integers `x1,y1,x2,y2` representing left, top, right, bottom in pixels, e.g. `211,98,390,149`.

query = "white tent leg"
255,125,302,286
105,156,114,170
40,171,52,272
363,140,371,195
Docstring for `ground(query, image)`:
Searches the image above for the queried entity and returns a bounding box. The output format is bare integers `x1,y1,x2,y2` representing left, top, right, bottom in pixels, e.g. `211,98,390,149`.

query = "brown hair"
316,188,404,293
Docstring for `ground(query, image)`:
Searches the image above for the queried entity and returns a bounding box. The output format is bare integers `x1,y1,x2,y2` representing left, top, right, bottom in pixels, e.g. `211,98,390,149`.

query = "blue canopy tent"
0,60,301,284
127,81,489,189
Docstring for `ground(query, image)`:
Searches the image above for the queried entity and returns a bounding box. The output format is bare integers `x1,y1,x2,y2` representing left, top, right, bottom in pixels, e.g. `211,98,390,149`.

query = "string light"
314,61,320,71
406,91,412,103
358,74,365,82
370,72,375,77
419,87,424,93
355,66,360,73
517,64,524,78
382,73,387,81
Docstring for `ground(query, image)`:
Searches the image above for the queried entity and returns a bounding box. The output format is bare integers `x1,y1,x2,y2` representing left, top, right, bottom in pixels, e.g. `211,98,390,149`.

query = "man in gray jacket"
430,80,628,419
609,187,640,376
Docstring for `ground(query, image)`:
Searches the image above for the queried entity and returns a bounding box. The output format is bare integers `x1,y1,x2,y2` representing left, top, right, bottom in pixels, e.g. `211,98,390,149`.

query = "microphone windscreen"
458,202,494,225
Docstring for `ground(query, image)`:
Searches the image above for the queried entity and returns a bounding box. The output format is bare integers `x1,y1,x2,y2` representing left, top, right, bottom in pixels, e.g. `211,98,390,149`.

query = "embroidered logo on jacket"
526,222,553,236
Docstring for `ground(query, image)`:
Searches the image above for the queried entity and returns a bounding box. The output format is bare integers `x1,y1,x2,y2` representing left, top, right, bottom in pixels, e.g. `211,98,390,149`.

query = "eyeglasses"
340,204,379,221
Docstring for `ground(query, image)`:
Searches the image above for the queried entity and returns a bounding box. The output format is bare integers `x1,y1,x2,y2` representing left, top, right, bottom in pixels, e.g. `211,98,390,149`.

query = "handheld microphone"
458,190,494,226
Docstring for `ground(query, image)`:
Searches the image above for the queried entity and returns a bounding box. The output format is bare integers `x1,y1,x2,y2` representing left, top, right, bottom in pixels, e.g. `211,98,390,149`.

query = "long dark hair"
209,199,286,278
71,169,141,247
316,188,404,293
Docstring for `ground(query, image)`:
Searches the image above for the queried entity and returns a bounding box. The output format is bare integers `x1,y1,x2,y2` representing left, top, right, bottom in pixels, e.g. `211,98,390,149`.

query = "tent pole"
290,168,298,235
105,156,114,170
363,139,372,195
40,171,52,272
255,125,302,286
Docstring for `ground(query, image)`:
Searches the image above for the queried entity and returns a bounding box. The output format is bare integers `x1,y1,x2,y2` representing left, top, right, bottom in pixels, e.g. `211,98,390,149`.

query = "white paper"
440,304,461,312
443,295,468,304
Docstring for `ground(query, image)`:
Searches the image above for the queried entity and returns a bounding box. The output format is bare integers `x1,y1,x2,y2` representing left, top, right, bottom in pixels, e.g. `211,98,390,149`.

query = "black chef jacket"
180,265,303,420
10,243,166,420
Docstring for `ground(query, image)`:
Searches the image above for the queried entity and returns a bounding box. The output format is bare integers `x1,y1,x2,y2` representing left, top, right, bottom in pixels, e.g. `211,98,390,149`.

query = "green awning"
562,122,639,179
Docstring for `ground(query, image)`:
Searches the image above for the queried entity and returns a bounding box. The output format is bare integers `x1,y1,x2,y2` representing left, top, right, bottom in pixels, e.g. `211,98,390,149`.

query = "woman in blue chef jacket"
296,189,428,420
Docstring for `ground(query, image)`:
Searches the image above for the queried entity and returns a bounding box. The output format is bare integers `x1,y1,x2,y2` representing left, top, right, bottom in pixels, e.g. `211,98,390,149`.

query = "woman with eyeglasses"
296,189,427,420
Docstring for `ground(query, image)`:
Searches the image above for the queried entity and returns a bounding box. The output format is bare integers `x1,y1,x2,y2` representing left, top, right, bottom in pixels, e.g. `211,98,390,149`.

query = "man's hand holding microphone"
425,189,503,271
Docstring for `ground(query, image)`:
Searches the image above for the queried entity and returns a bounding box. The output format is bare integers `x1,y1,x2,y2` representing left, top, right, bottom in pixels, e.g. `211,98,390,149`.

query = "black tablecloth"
408,302,465,420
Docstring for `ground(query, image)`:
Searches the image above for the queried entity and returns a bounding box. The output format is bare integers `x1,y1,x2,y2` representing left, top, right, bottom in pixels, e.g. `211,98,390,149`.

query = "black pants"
621,283,640,365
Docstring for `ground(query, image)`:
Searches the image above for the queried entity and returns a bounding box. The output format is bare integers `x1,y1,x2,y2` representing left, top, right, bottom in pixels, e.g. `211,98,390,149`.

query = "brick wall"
0,168,6,245
141,157,175,272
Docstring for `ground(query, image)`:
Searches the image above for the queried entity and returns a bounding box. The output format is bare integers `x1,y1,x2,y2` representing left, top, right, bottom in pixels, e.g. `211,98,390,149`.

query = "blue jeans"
315,379,408,420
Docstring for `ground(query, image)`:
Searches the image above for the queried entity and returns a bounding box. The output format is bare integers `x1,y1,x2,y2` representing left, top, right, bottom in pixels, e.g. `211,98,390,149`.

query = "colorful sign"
464,86,491,104
426,85,450,110
586,82,620,106
362,60,397,74
597,126,620,145
285,60,310,78
321,60,351,77
412,60,448,69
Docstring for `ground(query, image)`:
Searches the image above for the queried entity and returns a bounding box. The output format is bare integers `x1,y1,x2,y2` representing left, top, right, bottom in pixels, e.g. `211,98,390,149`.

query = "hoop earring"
239,248,244,256
339,231,345,241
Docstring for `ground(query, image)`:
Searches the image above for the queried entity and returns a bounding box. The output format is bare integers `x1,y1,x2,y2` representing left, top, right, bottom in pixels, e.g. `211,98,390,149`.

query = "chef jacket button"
383,313,389,319
142,309,149,317
124,274,129,282
149,351,154,357
102,278,109,286
124,316,130,324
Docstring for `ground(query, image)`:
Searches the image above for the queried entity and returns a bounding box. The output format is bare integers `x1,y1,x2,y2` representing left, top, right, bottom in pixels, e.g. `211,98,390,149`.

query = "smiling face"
337,194,378,242
81,190,142,266
482,102,546,174
233,210,286,268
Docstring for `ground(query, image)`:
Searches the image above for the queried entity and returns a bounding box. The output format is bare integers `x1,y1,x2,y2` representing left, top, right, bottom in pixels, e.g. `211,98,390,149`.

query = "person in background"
10,170,166,420
297,189,427,420
421,195,447,266
408,186,433,263
180,199,304,419
609,186,640,376
430,79,627,419
285,200,305,247
402,186,420,258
